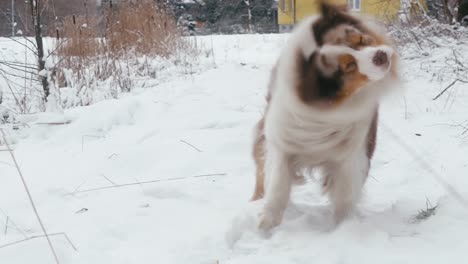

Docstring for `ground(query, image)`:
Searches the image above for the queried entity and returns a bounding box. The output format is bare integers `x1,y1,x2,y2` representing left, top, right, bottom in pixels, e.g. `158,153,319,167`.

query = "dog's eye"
344,62,357,73
360,35,376,46
338,54,357,73
347,33,361,47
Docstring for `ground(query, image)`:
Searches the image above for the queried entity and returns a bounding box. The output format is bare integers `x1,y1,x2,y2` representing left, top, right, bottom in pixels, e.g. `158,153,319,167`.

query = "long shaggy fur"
250,2,400,230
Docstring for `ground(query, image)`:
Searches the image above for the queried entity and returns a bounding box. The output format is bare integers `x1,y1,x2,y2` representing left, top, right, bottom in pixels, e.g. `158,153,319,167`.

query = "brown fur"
334,54,370,104
251,117,266,201
295,46,373,106
250,65,275,201
366,109,378,159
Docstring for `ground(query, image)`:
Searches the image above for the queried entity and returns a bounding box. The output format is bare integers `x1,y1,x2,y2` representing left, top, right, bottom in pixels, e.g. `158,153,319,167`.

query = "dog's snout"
372,50,388,66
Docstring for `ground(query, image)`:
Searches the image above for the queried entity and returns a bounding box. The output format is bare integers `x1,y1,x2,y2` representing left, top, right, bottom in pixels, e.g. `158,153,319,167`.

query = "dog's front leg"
258,146,294,230
323,147,370,224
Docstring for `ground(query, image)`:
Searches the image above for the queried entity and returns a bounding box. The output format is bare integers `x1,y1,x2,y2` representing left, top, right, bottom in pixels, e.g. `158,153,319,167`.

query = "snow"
1,33,468,263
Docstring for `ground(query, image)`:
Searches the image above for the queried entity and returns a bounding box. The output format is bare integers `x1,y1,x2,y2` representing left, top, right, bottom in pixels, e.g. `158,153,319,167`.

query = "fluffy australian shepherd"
250,2,400,230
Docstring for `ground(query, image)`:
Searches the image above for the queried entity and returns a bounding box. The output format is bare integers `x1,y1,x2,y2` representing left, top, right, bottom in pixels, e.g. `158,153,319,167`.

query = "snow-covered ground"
1,33,468,263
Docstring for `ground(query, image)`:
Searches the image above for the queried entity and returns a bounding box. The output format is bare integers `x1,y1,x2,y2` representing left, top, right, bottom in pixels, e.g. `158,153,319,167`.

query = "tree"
28,0,49,100
169,0,275,34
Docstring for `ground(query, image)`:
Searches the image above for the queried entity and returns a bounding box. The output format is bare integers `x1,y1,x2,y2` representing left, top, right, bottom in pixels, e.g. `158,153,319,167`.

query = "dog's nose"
372,50,388,66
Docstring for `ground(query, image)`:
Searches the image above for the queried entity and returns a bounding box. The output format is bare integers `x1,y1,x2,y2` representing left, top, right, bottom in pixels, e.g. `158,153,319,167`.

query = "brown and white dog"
250,2,400,230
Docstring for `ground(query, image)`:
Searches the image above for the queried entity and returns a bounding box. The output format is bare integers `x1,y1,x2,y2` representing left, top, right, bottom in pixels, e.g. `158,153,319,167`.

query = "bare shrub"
386,2,468,50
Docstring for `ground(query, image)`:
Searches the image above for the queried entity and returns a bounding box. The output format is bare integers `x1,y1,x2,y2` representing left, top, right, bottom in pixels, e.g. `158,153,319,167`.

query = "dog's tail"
317,0,349,19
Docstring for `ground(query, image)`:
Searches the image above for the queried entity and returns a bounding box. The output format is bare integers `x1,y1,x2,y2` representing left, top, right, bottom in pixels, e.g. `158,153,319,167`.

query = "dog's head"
285,1,400,108
298,43,395,105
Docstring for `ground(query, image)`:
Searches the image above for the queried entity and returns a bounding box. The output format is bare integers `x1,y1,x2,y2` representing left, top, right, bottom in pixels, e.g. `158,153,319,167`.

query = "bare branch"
5,37,38,55
0,61,39,72
433,79,468,100
4,216,9,235
180,139,202,152
0,208,28,239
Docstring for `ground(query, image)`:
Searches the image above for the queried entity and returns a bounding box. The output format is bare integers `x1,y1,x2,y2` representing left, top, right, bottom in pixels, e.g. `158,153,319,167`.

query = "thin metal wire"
66,173,228,196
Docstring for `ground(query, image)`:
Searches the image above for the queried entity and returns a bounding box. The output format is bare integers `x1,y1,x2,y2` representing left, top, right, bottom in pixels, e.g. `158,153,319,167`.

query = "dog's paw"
258,208,282,231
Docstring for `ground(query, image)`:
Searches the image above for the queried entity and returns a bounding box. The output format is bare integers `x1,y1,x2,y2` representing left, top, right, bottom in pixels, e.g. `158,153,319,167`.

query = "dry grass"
411,199,438,223
104,1,179,57
51,0,201,106
58,0,182,58
58,15,101,57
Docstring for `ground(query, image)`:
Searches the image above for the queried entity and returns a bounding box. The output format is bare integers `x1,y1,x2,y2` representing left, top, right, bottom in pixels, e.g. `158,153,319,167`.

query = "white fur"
354,46,394,81
258,15,400,230
319,44,394,81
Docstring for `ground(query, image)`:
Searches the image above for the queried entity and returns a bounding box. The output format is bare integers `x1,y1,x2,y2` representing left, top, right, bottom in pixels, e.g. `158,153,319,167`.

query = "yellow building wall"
278,0,346,25
277,0,416,25
360,0,401,21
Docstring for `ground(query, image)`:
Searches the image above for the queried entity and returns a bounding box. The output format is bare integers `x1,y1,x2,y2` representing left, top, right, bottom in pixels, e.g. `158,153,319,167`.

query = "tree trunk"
442,0,454,23
11,0,15,37
29,0,49,100
244,0,253,33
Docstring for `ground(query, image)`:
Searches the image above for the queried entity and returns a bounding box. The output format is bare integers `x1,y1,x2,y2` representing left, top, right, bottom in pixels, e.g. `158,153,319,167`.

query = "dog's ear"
318,0,348,19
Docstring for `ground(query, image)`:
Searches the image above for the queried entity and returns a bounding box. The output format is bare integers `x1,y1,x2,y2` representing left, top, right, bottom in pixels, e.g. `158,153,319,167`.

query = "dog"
250,2,400,230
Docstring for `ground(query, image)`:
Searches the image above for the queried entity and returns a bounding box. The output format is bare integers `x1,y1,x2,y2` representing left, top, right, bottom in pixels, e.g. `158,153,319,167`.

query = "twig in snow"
33,121,72,126
0,232,78,252
4,216,9,235
462,127,468,136
450,121,468,136
411,198,438,223
0,129,61,264
65,173,227,196
180,139,202,152
101,174,117,186
0,209,27,239
75,208,88,214
451,50,468,71
130,176,146,195
409,30,424,51
432,79,468,101
0,160,15,167
426,122,468,137
107,153,118,159
68,179,89,197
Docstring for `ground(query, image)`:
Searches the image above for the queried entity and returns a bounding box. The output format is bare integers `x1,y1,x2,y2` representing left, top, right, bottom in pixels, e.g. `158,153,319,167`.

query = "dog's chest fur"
264,93,374,165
